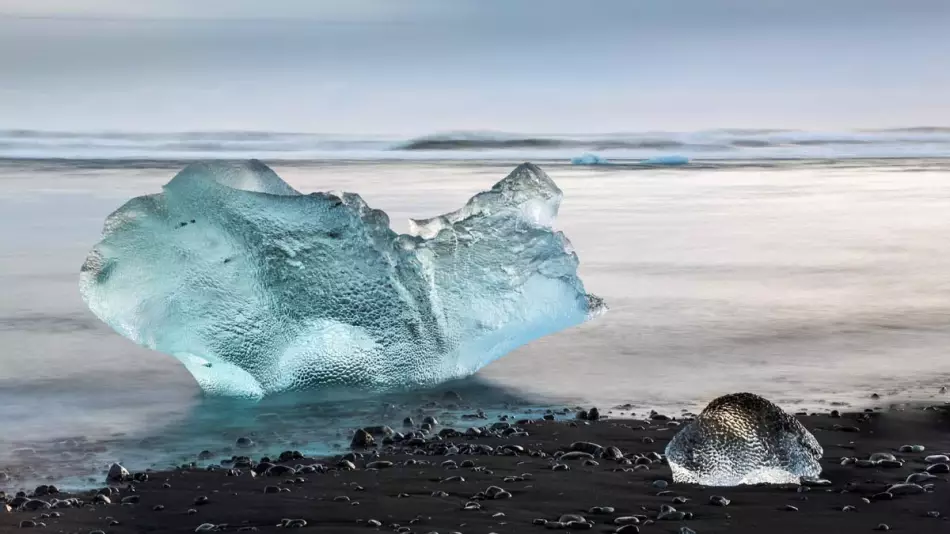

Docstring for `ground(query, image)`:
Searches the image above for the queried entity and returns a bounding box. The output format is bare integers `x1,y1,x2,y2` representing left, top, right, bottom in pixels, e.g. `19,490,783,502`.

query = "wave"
1,128,949,160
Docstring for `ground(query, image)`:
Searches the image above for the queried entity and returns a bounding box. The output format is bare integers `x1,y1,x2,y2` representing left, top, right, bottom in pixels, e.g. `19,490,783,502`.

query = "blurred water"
1,158,949,488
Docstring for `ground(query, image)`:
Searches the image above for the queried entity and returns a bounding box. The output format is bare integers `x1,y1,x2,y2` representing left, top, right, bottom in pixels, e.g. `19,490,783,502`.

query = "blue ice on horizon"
571,153,609,165
640,155,690,166
79,160,606,399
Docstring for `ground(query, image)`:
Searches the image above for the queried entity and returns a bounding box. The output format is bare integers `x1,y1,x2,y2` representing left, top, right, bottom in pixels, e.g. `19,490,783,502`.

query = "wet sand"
2,403,948,534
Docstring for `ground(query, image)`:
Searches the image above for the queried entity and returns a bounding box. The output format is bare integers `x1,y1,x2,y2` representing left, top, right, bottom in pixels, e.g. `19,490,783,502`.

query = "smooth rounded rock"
926,463,949,474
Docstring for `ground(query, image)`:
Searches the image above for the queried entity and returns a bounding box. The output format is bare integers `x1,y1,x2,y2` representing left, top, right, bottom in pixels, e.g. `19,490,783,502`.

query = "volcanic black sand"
2,404,948,534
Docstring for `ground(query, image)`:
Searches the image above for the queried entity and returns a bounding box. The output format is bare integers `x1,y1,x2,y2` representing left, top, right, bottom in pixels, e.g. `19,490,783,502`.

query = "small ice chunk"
665,393,823,486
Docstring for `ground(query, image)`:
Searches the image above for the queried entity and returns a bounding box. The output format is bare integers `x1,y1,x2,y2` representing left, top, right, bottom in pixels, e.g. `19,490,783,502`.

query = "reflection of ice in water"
0,377,570,492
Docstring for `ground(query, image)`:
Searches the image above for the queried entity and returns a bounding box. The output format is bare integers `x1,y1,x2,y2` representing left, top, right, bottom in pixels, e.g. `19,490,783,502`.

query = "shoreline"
2,403,948,533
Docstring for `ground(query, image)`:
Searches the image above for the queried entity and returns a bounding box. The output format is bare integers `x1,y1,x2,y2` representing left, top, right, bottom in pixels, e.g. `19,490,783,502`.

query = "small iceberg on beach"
666,393,823,486
570,153,609,165
80,160,606,399
639,155,690,166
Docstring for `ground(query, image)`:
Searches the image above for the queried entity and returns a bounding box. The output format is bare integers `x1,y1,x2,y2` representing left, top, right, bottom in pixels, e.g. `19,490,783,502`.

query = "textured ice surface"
570,153,609,165
80,160,606,398
640,155,689,166
665,393,823,486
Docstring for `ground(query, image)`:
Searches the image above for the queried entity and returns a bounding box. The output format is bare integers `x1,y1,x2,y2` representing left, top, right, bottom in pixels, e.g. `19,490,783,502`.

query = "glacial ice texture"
80,160,606,398
665,393,823,486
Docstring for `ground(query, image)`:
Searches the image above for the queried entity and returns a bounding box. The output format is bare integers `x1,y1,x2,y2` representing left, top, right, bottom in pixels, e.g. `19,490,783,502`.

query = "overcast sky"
1,0,948,134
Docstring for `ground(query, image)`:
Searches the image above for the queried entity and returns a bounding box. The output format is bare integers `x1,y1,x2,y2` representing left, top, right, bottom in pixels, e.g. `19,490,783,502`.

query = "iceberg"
639,155,689,166
665,393,823,486
570,153,609,165
80,160,606,399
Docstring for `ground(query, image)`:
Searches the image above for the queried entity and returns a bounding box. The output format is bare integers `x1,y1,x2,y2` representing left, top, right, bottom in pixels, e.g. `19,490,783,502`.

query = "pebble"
18,520,36,528
20,499,51,511
709,495,730,506
840,505,856,512
194,496,210,505
569,442,604,455
869,452,897,462
651,479,669,490
350,429,375,448
560,451,595,461
614,516,641,525
195,524,216,532
558,514,587,524
925,511,941,518
107,463,129,481
874,524,890,531
588,506,615,514
925,454,950,463
614,526,639,533
905,472,936,484
658,505,686,520
236,437,254,448
898,445,925,453
925,463,949,474
887,483,925,495
783,505,799,511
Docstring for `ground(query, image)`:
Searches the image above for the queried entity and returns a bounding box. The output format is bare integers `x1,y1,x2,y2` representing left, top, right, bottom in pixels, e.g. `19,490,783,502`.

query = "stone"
107,463,129,481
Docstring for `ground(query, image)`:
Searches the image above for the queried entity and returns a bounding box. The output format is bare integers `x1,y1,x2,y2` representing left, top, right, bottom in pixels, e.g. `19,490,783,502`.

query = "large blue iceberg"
80,161,606,398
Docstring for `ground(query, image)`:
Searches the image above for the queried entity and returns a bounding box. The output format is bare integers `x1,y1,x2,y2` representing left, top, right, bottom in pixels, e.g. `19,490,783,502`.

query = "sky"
1,0,948,134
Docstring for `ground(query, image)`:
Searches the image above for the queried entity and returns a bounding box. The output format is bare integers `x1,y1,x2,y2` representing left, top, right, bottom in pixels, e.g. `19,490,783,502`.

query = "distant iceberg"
571,153,609,165
639,155,690,166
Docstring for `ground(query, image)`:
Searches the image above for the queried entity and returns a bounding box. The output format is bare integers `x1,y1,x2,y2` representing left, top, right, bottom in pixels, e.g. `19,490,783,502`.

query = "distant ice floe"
571,153,610,165
639,155,690,166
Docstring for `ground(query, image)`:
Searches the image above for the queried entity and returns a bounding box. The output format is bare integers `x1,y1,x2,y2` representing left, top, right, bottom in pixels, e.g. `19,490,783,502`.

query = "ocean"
1,132,949,488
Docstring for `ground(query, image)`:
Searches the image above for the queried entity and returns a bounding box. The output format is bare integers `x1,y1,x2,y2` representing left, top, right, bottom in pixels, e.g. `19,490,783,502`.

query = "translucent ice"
80,160,606,399
665,393,823,486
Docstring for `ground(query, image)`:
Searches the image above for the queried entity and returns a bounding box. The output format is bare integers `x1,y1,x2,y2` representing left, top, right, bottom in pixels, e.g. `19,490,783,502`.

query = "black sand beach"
3,403,948,534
